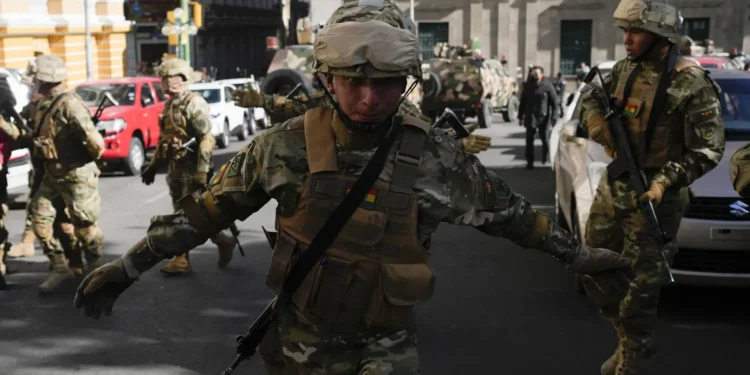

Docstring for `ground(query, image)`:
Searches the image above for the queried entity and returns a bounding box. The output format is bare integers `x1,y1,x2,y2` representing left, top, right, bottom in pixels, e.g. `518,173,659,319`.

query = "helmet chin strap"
314,73,419,133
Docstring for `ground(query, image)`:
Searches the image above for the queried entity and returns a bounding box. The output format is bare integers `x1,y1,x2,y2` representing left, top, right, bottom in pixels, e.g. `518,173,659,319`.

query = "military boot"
7,229,35,257
39,253,75,294
601,325,627,375
160,253,192,274
66,249,84,276
213,231,235,269
615,346,646,375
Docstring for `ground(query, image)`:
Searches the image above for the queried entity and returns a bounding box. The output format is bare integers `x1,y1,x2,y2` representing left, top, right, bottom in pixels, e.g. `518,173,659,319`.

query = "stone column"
96,0,130,79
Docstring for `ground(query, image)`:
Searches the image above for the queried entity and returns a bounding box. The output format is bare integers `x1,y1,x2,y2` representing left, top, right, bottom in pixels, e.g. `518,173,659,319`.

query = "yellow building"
0,0,131,86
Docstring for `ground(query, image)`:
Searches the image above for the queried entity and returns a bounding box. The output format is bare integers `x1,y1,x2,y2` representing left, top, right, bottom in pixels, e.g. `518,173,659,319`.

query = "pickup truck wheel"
502,95,520,122
237,115,250,140
478,99,493,128
217,120,230,149
124,137,145,176
258,113,272,129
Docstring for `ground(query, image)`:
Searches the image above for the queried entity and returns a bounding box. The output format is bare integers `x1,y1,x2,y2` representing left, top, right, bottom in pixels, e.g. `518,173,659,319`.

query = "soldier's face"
623,28,656,58
328,75,407,125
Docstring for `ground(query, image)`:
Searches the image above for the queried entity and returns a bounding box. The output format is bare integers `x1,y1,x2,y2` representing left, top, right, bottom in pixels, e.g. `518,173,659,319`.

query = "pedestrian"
579,0,725,373
554,72,566,118
139,58,236,274
26,55,107,294
518,65,558,169
74,1,632,373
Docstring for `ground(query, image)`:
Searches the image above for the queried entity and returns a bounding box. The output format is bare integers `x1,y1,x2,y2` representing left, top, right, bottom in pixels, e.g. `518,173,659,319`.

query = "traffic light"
166,11,178,45
190,2,203,28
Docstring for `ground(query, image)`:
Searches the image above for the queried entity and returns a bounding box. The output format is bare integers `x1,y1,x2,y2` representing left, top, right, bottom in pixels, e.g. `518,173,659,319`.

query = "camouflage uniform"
75,1,632,373
27,54,106,294
143,58,235,274
579,1,725,373
730,143,750,197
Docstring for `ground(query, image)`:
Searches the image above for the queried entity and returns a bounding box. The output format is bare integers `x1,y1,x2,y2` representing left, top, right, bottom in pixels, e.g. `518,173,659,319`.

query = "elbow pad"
177,190,230,238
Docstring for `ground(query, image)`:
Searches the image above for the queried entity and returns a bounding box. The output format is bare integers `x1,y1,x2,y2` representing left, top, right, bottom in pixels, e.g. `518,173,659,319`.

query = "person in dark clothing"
518,66,559,169
554,72,566,119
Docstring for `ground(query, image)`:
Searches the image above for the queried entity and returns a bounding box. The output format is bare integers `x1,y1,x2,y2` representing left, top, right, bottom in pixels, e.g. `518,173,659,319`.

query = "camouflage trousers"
166,168,229,245
29,162,103,262
585,171,689,355
24,167,77,252
258,311,419,374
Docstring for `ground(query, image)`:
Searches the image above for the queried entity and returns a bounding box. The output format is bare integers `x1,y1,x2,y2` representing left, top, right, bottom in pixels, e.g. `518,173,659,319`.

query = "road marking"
145,190,170,204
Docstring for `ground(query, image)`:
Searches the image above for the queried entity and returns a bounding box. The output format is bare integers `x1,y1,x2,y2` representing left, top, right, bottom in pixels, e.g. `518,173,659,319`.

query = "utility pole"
182,0,190,64
410,0,415,21
84,0,93,80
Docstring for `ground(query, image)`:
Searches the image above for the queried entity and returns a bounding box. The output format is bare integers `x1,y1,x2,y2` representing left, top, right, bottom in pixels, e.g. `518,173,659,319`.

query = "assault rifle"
92,92,120,124
433,107,471,139
582,67,674,283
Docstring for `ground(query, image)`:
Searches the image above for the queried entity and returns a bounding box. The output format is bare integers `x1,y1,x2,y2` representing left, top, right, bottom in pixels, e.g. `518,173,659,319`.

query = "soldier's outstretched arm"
430,145,630,275
185,95,216,174
74,141,272,319
65,99,105,160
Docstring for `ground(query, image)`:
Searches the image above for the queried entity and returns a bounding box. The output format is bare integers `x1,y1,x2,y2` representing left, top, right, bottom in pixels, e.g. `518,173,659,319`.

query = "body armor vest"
614,58,699,169
158,92,197,161
266,108,435,335
34,92,95,172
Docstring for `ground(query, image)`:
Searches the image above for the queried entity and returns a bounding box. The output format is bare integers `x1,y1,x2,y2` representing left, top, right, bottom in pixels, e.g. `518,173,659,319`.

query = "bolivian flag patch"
210,163,228,185
347,184,377,209
623,102,638,117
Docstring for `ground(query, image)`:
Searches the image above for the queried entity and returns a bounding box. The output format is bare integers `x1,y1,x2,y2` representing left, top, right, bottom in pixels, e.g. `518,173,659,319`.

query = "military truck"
260,18,317,98
420,43,520,128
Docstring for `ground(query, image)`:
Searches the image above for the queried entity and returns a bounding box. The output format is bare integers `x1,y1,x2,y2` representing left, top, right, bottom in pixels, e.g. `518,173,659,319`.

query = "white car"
549,61,616,168
189,82,250,149
0,68,30,114
218,77,272,130
7,148,32,196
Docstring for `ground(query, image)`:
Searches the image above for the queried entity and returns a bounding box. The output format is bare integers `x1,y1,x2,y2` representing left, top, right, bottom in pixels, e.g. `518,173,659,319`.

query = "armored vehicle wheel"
477,99,493,128
260,69,313,96
502,95,520,122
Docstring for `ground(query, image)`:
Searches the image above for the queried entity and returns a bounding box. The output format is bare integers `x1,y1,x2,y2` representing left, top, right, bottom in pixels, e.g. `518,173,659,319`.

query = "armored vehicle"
420,44,520,128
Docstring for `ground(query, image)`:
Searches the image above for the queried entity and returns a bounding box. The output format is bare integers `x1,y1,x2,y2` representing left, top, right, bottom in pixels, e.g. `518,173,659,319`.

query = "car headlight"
96,118,126,134
587,163,607,196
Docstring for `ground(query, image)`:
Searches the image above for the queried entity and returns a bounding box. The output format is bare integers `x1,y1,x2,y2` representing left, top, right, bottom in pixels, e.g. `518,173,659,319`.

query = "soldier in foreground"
139,58,235,274
579,1,724,373
232,85,492,154
730,144,750,197
75,1,631,373
26,55,107,293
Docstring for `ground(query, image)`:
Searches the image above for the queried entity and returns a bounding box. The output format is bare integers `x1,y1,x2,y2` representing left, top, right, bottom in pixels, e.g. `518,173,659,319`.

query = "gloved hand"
566,244,632,274
0,118,19,140
193,171,208,186
579,270,632,306
462,134,491,154
465,123,479,134
586,111,615,150
232,87,264,108
639,180,667,205
140,164,157,185
74,258,135,319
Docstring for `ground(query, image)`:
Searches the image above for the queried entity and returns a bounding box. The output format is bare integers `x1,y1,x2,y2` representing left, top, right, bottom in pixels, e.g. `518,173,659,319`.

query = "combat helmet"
613,0,682,42
34,55,67,83
313,0,421,79
21,59,37,84
159,58,194,83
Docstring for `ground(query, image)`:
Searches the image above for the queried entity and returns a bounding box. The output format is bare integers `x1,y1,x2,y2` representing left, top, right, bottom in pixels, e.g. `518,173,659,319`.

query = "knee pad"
32,220,54,242
75,225,103,254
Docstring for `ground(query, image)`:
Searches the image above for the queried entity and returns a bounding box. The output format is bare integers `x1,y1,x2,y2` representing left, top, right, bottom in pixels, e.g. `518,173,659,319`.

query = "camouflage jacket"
730,142,750,197
156,90,214,174
580,55,725,189
146,111,580,269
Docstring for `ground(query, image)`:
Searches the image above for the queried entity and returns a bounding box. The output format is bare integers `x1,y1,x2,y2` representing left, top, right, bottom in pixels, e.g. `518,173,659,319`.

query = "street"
0,116,748,375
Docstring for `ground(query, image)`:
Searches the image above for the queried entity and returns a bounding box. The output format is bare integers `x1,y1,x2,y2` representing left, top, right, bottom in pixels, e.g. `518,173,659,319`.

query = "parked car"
217,77,272,131
7,148,32,196
694,56,736,70
0,67,30,113
189,82,249,148
75,77,166,175
553,69,750,287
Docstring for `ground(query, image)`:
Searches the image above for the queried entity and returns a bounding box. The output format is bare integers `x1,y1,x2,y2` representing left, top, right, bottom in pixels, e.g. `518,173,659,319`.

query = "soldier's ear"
325,74,336,95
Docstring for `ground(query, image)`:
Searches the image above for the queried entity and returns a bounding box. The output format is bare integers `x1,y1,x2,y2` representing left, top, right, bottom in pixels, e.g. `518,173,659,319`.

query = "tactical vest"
34,92,95,172
614,58,699,169
266,107,436,335
158,92,198,161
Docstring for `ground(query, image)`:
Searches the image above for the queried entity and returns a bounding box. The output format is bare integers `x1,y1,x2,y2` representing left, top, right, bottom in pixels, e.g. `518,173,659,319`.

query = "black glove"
141,164,157,185
74,259,135,319
579,269,633,306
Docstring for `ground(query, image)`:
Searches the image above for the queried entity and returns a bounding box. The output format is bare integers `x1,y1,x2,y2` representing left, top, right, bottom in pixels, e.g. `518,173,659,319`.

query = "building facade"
125,0,281,79
398,0,750,78
0,0,131,86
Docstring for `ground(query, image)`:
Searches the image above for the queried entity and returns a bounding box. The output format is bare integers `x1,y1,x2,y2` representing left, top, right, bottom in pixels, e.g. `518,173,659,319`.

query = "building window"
681,18,710,41
418,22,449,60
560,20,592,76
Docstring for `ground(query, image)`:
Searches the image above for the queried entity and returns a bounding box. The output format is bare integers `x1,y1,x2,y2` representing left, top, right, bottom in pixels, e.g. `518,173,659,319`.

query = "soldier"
232,87,492,154
75,1,632,373
730,144,750,197
579,1,724,373
26,54,107,294
139,58,236,274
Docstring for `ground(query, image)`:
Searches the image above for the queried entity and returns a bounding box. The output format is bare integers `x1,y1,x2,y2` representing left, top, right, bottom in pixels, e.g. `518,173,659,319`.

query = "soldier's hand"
462,135,491,154
193,171,208,185
567,245,632,275
586,112,615,150
232,88,264,108
74,259,135,319
140,164,157,185
465,123,479,134
639,180,667,205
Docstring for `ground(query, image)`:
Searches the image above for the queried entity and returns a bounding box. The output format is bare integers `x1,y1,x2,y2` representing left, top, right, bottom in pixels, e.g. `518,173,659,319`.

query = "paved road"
1,116,748,374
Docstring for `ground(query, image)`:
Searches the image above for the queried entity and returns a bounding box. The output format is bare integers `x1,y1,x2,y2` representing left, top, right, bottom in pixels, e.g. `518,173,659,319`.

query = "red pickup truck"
75,77,166,175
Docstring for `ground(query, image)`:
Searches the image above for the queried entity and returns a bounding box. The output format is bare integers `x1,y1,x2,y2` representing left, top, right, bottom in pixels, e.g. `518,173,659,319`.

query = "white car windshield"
191,88,221,104
714,77,750,140
76,84,136,106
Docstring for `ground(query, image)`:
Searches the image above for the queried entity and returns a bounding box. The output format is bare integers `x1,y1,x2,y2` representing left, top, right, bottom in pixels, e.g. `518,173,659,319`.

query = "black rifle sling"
276,116,405,309
644,45,678,152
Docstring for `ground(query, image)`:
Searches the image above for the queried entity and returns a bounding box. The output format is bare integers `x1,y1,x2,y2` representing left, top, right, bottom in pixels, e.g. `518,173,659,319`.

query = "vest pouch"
645,126,672,169
265,231,299,294
34,137,58,160
365,263,435,330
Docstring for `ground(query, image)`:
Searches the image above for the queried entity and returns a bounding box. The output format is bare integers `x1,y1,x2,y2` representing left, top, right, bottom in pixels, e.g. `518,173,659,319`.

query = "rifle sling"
276,116,404,309
644,45,678,152
35,92,71,138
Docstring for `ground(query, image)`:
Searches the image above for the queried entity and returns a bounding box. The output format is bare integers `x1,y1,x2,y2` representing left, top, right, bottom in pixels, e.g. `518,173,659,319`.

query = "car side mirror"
566,94,574,106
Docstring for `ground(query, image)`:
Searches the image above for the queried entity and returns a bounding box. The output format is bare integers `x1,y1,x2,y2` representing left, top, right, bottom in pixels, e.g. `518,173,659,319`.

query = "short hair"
531,65,544,73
